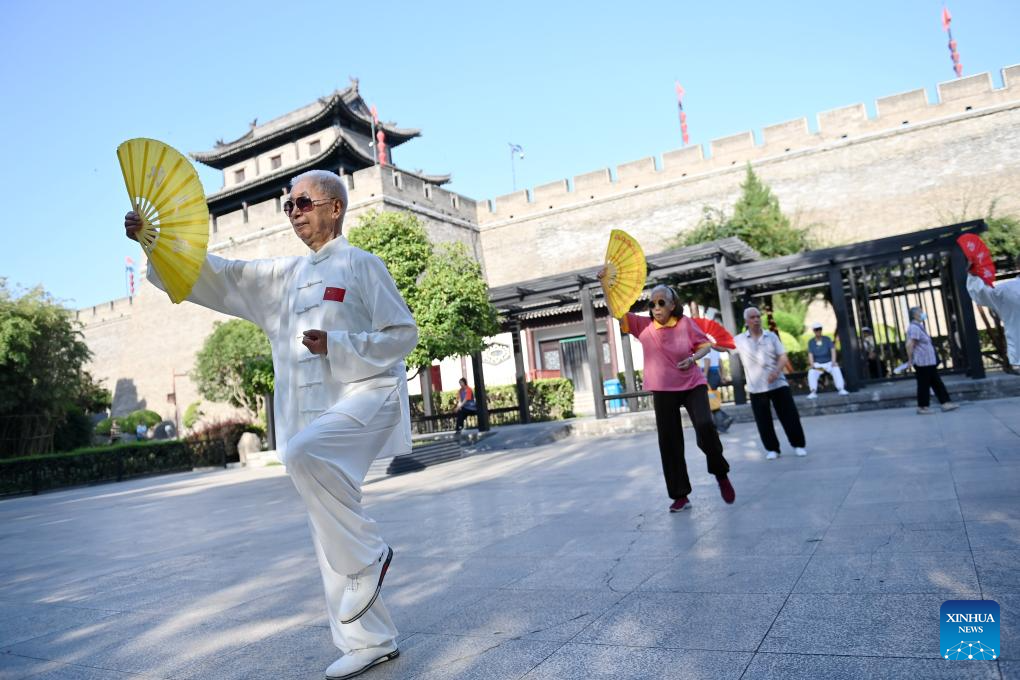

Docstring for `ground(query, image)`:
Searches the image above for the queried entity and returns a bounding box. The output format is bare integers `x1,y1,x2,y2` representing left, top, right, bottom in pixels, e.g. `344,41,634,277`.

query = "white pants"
808,361,845,392
284,399,400,654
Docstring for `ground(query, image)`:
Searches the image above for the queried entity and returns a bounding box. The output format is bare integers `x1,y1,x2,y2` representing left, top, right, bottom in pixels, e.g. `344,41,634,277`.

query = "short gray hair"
743,306,761,321
908,306,923,320
290,170,349,223
649,285,677,304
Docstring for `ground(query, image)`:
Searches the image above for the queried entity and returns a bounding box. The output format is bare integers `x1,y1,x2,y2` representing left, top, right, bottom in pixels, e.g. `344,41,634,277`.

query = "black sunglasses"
283,196,338,216
648,299,672,309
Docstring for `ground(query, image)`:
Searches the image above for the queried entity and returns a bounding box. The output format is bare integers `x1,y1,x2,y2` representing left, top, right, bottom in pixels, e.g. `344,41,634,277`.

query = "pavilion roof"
204,127,450,213
489,237,759,321
191,82,420,169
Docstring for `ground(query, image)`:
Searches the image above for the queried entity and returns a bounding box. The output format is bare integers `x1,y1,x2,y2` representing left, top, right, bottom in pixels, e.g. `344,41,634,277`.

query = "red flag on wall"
675,81,689,146
942,5,962,77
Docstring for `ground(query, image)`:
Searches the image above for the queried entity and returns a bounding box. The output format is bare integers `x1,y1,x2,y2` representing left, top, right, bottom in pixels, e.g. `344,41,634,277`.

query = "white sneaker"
765,450,780,460
838,389,849,396
339,546,393,624
326,645,399,679
806,392,818,400
795,447,808,457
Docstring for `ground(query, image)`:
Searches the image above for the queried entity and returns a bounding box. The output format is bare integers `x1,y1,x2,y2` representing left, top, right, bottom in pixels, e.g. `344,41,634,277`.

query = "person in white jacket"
966,254,1020,370
125,169,416,680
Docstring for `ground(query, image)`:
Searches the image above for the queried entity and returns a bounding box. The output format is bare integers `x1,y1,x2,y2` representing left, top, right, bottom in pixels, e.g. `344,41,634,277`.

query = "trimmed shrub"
183,402,203,430
124,410,162,432
409,378,575,422
94,417,113,436
0,438,227,497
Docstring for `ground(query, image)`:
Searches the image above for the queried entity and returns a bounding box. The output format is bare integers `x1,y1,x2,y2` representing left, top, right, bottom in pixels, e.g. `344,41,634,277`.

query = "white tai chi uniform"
149,234,417,653
807,362,846,392
967,274,1020,368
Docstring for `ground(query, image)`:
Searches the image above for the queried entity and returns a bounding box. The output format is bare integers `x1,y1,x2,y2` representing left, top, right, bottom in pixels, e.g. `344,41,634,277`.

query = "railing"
410,406,521,435
602,384,737,414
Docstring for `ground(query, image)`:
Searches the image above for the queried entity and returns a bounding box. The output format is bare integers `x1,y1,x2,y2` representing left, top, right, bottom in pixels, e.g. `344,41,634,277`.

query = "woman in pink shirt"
606,282,735,512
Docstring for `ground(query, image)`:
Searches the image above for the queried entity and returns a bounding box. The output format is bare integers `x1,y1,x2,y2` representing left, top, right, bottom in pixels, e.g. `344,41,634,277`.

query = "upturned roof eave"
191,90,420,168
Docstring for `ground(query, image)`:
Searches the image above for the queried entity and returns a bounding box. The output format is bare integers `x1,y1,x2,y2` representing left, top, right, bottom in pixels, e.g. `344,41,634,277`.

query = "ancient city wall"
82,66,1020,419
477,67,1020,286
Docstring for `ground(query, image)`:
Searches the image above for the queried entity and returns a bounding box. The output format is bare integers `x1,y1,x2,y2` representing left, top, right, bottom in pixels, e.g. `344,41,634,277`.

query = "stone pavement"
1,398,1018,680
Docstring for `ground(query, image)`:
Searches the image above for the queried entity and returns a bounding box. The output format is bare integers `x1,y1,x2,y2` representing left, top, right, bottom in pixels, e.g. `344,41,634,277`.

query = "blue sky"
2,0,1018,309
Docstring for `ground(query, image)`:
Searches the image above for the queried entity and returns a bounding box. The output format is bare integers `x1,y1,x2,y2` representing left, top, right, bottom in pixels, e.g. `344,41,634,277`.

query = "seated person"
860,326,886,378
454,378,477,432
806,323,850,398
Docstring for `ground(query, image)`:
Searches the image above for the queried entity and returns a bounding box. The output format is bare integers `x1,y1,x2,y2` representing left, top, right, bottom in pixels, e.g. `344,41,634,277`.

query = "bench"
410,406,521,435
385,438,464,475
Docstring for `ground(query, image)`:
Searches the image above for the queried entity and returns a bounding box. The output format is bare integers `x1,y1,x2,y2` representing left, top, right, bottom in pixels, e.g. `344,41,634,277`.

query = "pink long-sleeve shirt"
623,312,712,392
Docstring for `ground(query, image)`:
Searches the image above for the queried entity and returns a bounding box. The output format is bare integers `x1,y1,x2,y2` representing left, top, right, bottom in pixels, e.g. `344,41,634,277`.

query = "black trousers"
749,386,806,452
914,364,950,407
455,407,477,431
652,386,729,499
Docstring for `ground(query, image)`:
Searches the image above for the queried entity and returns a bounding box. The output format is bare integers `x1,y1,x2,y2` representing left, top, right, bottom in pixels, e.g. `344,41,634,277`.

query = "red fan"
693,317,736,350
957,234,996,287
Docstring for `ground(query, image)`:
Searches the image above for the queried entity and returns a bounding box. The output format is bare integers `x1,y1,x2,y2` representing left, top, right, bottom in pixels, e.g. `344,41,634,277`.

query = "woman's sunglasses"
648,299,672,309
283,196,338,216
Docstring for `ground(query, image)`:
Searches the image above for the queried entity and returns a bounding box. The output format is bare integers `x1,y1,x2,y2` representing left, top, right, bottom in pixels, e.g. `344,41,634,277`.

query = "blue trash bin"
603,378,624,411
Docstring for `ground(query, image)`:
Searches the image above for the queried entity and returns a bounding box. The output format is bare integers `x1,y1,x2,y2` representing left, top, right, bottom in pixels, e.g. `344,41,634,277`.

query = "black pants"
914,364,950,407
749,386,806,452
455,407,477,431
652,386,729,499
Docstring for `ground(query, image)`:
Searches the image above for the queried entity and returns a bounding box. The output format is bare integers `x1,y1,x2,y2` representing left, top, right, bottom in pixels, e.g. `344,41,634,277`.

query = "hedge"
0,438,228,497
94,409,164,437
410,378,575,421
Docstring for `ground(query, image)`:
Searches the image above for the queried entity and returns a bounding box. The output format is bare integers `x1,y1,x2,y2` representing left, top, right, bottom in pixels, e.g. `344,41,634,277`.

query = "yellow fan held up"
117,138,209,304
601,229,647,319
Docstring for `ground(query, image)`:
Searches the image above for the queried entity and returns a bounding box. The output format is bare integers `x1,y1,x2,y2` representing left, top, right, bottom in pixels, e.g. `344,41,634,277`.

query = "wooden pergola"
486,221,987,419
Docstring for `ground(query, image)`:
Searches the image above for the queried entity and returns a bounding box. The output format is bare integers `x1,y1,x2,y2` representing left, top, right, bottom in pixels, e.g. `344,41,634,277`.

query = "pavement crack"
527,611,589,635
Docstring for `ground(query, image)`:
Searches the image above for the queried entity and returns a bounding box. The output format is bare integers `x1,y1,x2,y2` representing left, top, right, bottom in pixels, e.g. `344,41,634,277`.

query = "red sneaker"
717,476,736,504
669,497,691,512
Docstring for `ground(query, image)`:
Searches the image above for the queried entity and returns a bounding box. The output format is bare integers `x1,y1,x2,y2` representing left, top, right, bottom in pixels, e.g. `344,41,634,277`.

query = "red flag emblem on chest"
323,287,346,302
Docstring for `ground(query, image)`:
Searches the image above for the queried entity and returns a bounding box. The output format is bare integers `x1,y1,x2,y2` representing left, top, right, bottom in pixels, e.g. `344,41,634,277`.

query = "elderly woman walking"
598,277,735,512
906,306,959,415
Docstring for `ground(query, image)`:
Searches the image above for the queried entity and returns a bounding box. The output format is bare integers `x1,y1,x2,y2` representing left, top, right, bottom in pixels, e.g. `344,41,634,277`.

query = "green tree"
348,210,500,370
412,242,500,367
347,210,432,295
675,166,812,258
193,319,271,417
0,280,109,454
985,215,1020,262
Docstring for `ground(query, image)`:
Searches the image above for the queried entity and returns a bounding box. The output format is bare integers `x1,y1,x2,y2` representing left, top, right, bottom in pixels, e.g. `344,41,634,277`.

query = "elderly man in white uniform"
124,169,416,680
967,254,1020,371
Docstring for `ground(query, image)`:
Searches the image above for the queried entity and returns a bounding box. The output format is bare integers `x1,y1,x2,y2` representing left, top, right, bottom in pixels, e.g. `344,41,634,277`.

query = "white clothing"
967,274,1020,367
808,361,846,392
733,330,788,394
289,401,402,653
148,235,417,653
148,235,418,460
706,349,721,368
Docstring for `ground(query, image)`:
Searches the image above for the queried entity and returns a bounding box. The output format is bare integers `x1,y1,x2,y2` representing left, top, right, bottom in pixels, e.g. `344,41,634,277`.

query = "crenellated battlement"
348,164,479,225
77,295,135,328
478,65,1020,225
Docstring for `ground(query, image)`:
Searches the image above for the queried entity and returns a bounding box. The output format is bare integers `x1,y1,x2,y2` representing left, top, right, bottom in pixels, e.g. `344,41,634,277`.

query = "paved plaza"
2,398,1019,679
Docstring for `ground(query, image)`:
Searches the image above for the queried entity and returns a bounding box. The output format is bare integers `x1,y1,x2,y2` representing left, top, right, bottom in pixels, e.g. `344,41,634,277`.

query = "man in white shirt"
967,254,1020,370
732,307,807,460
125,170,415,680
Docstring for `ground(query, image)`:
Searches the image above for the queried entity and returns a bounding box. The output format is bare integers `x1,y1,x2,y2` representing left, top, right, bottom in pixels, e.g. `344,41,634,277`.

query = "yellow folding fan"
602,229,646,318
116,138,209,303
